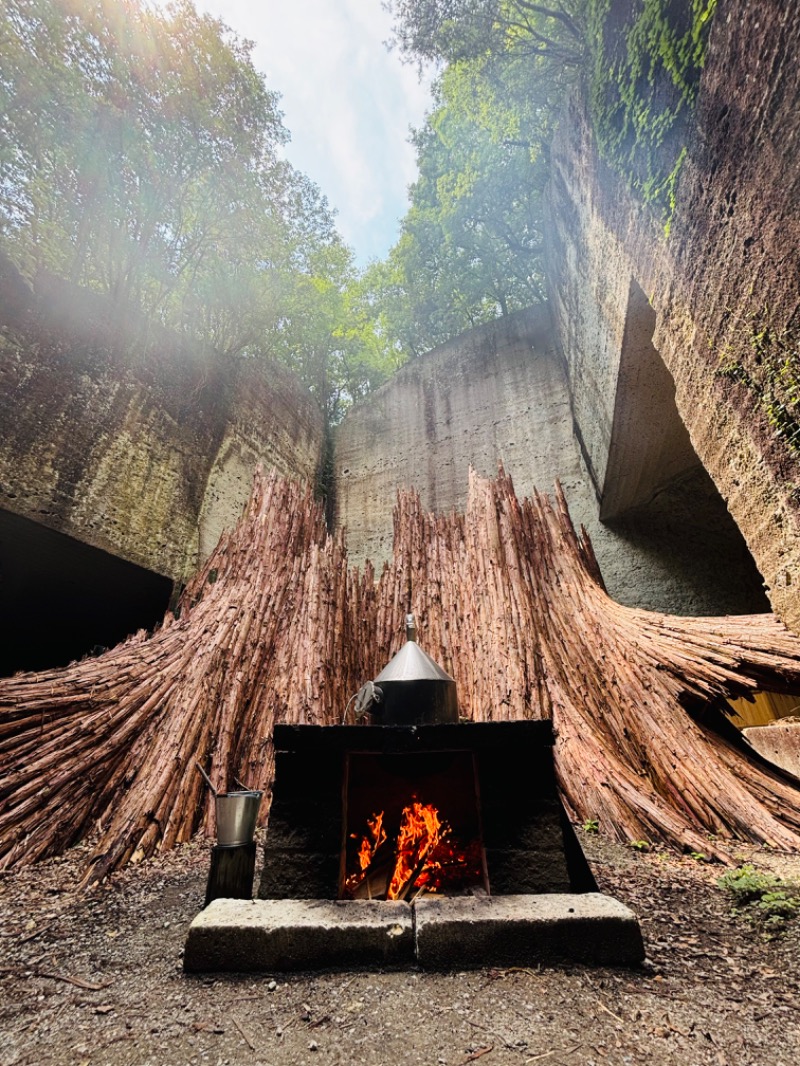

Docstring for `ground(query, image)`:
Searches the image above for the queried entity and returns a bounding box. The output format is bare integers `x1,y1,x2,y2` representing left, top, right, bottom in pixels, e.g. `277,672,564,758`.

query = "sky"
189,0,434,266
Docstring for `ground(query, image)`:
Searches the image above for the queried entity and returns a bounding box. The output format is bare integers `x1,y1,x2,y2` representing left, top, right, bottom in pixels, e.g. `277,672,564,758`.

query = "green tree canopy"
0,0,399,422
0,0,719,417
2,0,287,326
387,0,586,68
369,7,582,357
372,0,718,358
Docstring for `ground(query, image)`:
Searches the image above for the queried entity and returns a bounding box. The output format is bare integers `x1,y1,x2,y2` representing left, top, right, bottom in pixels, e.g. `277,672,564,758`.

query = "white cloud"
189,0,433,264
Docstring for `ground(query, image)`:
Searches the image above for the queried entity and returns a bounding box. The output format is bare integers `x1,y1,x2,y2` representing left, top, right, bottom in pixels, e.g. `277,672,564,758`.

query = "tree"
387,0,718,224
363,2,593,356
255,218,398,425
368,50,556,356
0,0,402,426
386,0,587,69
2,2,282,315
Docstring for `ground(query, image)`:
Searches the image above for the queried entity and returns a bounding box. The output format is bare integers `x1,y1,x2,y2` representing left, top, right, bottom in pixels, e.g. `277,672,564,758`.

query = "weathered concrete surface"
334,305,767,614
335,308,561,571
599,281,698,521
183,899,414,973
546,0,800,631
184,894,643,972
0,261,324,584
743,724,800,782
5,0,796,629
414,893,644,969
197,358,324,563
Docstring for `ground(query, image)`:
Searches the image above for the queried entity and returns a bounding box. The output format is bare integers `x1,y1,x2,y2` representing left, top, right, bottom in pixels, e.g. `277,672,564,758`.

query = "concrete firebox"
259,721,595,900
184,722,645,972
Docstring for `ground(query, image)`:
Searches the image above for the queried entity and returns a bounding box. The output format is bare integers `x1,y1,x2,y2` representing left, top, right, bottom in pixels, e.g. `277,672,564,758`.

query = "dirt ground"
1,833,799,1066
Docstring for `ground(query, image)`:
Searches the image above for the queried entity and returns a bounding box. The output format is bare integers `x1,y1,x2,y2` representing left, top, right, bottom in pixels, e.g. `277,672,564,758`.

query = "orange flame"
386,801,448,900
357,811,386,872
343,810,386,895
344,799,483,900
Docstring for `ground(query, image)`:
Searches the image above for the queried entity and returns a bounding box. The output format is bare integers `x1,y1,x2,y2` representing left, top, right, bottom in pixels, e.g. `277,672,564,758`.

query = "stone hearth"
184,721,645,971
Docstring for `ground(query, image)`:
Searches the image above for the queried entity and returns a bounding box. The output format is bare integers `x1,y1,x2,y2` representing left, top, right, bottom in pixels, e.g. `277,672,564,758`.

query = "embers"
339,751,488,901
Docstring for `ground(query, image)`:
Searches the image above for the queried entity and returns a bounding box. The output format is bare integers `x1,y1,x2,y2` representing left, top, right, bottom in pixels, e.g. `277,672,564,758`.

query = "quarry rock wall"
333,306,765,616
0,260,324,584
3,0,796,629
334,0,795,621
546,0,800,630
334,307,580,568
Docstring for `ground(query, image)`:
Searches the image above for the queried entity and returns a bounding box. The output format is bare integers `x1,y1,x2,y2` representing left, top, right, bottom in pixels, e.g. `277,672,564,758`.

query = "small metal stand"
203,841,256,908
195,762,262,908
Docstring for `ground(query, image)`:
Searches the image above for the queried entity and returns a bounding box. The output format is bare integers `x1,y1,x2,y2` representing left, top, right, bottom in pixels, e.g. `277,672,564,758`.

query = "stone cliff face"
545,0,800,630
333,306,766,616
334,308,576,571
0,260,324,586
3,0,797,640
334,0,800,623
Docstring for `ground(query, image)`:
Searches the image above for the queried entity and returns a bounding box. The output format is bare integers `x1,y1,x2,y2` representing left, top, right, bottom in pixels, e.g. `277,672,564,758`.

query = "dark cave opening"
0,508,173,677
600,279,770,616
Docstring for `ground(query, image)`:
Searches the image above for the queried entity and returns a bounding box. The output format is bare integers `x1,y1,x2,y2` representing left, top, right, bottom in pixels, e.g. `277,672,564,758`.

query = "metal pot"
370,614,458,725
215,790,263,846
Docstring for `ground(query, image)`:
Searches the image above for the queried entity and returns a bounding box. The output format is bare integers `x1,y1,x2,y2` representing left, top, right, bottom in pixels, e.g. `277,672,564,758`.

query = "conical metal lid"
375,639,455,683
374,613,455,684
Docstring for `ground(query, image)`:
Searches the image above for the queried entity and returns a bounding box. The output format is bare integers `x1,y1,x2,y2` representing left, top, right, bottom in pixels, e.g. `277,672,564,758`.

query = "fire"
343,798,483,900
357,811,386,872
343,810,387,898
386,801,447,900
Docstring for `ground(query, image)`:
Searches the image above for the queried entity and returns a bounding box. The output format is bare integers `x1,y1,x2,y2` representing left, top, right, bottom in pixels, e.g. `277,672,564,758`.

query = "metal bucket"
215,790,263,846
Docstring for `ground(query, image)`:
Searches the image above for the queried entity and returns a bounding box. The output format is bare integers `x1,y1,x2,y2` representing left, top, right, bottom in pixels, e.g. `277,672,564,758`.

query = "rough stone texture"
334,304,767,614
196,359,323,562
545,0,800,631
335,308,560,570
0,261,324,584
183,893,643,973
258,747,343,900
183,898,414,973
743,725,800,782
4,0,796,632
414,893,645,969
599,281,698,521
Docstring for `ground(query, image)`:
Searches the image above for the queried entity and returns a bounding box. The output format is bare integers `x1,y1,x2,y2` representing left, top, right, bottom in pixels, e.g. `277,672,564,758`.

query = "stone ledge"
183,893,643,973
743,724,800,781
184,899,413,973
414,893,644,969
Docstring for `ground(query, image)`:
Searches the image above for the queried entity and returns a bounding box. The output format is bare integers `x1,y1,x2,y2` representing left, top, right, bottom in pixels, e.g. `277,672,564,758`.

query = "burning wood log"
342,800,482,902
2,467,800,884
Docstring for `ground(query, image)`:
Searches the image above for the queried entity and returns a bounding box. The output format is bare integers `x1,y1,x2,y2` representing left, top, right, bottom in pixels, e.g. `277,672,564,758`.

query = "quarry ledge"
183,893,644,973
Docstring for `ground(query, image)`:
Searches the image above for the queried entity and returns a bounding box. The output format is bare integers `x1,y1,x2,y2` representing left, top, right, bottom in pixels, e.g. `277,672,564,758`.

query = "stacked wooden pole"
2,467,800,884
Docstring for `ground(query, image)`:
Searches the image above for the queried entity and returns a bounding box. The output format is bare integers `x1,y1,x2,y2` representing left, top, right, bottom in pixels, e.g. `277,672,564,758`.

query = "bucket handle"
196,762,255,795
195,760,217,797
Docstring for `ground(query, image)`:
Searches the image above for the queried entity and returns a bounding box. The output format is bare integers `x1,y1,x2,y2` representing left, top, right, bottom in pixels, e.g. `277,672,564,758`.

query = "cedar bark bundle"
0,474,367,883
387,470,800,857
2,467,800,883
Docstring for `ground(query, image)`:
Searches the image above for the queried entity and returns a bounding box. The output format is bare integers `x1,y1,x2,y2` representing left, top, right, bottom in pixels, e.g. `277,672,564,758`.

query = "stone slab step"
743,724,800,781
414,893,644,969
183,893,643,973
184,898,413,973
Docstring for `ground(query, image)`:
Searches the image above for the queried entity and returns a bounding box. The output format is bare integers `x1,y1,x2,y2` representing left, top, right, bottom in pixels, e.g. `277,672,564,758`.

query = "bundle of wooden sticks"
2,467,800,884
